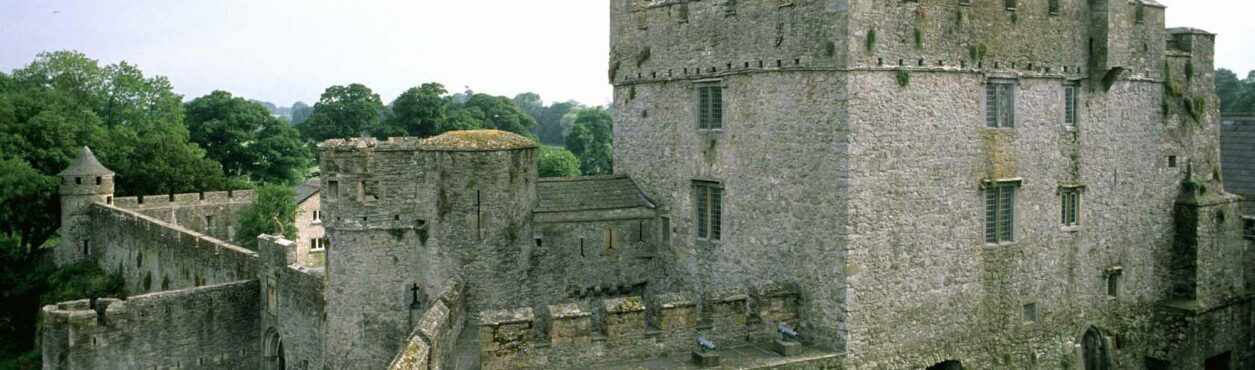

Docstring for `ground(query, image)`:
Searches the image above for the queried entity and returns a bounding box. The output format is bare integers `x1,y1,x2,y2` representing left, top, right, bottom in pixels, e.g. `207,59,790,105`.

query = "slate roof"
535,175,655,213
1221,114,1255,214
58,146,114,176
293,177,320,204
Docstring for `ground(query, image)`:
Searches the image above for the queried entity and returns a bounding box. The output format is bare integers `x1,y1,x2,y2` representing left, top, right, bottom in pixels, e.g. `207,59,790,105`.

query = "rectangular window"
696,82,724,130
205,215,215,228
725,0,737,16
1107,272,1120,297
1243,217,1255,240
1022,303,1037,323
985,182,1017,243
1064,84,1077,127
311,238,327,252
313,210,321,221
660,217,671,244
327,181,339,200
694,181,723,241
986,80,1016,128
1048,0,1060,15
1061,188,1081,226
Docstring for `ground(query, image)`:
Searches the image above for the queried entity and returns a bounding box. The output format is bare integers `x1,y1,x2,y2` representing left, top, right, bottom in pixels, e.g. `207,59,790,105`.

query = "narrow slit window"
1064,84,1078,127
1061,188,1081,227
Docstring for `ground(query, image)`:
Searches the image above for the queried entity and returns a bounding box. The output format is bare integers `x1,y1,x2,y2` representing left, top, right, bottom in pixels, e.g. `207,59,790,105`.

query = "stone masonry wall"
88,203,258,295
321,137,538,370
294,194,326,267
476,283,800,370
113,190,255,243
388,277,466,370
258,235,326,370
40,281,260,370
532,212,658,305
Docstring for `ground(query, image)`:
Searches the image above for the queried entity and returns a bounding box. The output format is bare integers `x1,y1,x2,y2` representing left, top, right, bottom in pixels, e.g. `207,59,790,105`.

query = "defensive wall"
258,235,328,370
111,190,255,243
88,203,258,295
40,281,260,370
387,276,466,370
474,282,842,369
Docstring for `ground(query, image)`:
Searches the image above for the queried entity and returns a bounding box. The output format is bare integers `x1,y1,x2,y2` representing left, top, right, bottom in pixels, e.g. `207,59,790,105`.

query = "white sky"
0,0,1251,107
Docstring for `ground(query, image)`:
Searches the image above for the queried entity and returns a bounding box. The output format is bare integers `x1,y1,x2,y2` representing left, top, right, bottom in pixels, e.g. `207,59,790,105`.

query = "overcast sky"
1,0,1251,108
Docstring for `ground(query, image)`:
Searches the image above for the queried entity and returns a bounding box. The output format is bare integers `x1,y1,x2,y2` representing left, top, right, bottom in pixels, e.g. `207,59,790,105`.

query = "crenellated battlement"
40,281,260,370
388,276,467,370
476,282,806,370
111,189,255,209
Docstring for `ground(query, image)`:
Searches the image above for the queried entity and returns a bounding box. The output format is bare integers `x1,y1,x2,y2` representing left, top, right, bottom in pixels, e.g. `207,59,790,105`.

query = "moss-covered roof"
418,130,537,151
58,146,114,176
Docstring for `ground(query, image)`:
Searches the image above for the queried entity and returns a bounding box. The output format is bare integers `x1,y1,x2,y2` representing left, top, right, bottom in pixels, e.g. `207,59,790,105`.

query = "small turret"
57,147,115,265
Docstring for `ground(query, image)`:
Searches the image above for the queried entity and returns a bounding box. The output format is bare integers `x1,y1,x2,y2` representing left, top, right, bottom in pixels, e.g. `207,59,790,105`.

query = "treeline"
1217,69,1255,113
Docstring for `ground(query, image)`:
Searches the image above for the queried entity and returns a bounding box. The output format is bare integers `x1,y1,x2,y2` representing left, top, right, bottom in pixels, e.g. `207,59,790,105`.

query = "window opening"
694,181,723,240
985,182,1017,243
986,80,1017,128
696,82,724,129
1062,187,1081,226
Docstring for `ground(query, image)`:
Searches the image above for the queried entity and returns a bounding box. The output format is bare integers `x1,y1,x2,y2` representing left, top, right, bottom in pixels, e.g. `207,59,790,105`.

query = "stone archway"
1082,327,1110,370
263,327,286,370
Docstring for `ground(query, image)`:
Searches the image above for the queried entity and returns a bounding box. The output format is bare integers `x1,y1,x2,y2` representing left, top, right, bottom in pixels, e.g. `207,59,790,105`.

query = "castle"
39,0,1253,369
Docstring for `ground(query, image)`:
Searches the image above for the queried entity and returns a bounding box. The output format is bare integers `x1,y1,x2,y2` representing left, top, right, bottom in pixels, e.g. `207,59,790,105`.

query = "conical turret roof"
58,146,114,176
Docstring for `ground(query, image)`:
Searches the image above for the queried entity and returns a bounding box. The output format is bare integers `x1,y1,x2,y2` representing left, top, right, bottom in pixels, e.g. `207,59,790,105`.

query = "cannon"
773,323,802,357
697,336,717,352
777,323,799,340
692,336,721,367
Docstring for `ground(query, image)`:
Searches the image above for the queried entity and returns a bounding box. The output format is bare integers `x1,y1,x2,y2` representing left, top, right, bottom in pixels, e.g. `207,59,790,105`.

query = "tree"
371,83,471,138
0,51,229,258
185,91,312,184
235,183,297,249
1216,68,1255,113
538,146,582,178
565,107,614,175
298,83,384,143
290,101,314,125
461,94,537,139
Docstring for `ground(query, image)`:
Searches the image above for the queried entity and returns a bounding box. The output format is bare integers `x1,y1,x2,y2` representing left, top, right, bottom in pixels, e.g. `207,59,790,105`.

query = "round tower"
57,146,115,265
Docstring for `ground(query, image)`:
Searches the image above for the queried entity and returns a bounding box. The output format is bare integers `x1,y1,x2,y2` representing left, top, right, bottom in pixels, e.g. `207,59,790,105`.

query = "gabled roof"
535,175,655,213
292,177,320,204
58,146,114,176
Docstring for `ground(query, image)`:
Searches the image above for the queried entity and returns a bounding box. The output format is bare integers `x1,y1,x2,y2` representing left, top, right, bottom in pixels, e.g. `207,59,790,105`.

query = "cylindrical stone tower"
57,146,115,265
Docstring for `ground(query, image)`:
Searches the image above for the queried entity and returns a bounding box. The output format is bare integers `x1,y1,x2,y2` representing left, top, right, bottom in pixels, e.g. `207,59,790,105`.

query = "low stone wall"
258,235,327,370
89,203,258,295
388,276,467,370
40,280,261,370
112,190,255,242
477,283,804,370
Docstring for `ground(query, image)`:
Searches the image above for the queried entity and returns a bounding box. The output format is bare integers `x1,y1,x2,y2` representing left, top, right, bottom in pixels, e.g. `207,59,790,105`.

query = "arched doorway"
926,360,963,370
1082,327,1110,370
264,328,286,370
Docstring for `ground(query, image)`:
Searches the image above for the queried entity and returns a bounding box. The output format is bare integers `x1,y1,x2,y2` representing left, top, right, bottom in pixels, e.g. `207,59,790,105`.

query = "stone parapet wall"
388,276,467,370
112,190,255,209
477,283,800,370
88,203,258,295
40,281,260,370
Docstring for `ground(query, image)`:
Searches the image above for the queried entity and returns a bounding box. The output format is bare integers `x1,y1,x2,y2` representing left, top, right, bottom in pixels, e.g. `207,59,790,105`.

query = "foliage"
1215,69,1255,113
298,83,385,143
0,51,230,258
371,83,472,138
865,28,877,53
39,262,127,306
565,108,614,175
460,94,538,139
538,146,582,178
895,70,911,87
235,183,298,249
185,91,312,185
513,93,584,146
290,101,314,125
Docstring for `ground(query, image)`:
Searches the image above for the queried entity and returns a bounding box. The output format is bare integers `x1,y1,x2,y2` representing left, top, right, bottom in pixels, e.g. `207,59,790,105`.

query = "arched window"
263,328,285,370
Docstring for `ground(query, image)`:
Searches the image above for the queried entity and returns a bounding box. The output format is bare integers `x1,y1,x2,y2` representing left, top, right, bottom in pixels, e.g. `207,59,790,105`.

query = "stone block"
692,350,721,367
773,339,802,357
653,292,697,331
602,296,646,338
547,303,592,347
478,308,534,354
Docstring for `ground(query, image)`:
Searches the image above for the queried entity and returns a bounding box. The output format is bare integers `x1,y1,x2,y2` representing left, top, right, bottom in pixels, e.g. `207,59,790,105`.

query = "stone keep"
320,131,538,370
57,146,115,265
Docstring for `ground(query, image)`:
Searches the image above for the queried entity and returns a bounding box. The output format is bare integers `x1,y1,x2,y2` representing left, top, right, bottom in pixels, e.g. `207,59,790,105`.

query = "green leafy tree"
290,101,314,125
298,83,385,142
39,261,127,306
1216,68,1255,113
461,94,538,138
185,91,312,184
538,146,582,178
371,83,475,138
565,107,614,175
0,51,228,257
235,183,298,249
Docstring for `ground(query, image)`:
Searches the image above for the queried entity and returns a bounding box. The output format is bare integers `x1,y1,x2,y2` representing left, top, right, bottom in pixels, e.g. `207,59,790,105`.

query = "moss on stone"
914,27,923,49
866,28,877,53
895,70,911,87
420,130,537,151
